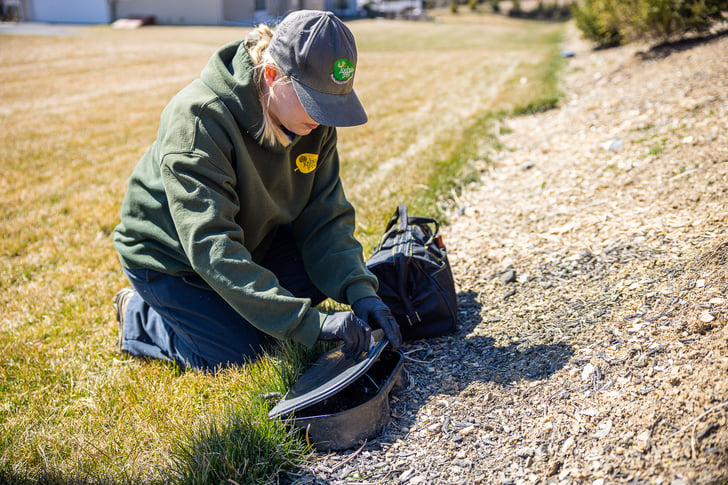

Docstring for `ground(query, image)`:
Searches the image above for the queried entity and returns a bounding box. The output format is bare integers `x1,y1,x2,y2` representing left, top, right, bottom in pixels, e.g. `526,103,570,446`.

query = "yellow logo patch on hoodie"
295,153,318,173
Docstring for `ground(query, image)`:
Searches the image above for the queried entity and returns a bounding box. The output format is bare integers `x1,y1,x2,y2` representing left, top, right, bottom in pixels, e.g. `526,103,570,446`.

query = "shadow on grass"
0,468,139,485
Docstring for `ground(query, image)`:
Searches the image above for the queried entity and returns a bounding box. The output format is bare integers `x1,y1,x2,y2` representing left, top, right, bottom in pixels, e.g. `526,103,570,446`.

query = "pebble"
561,437,575,454
517,447,535,458
699,311,715,322
399,467,415,482
627,322,646,333
582,363,596,381
502,269,517,284
635,430,651,452
593,419,613,439
546,460,561,477
459,425,476,436
603,138,623,151
580,408,599,417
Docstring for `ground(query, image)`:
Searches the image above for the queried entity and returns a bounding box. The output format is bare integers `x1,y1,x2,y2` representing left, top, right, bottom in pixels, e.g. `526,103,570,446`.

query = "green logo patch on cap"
331,58,355,84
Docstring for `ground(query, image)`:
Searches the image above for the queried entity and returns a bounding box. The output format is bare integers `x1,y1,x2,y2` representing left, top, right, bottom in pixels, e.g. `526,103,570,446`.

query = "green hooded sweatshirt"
113,40,379,348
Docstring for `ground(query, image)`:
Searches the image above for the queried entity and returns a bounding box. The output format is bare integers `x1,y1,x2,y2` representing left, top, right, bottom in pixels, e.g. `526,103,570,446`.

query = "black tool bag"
365,205,458,341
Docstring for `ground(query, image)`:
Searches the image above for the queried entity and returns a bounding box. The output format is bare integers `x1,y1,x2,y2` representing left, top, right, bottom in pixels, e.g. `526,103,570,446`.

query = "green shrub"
509,0,574,20
631,0,728,39
572,0,624,46
573,0,728,46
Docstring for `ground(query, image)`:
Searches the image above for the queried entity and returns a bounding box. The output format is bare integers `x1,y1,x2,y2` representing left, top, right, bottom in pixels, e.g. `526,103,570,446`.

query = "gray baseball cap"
268,10,367,127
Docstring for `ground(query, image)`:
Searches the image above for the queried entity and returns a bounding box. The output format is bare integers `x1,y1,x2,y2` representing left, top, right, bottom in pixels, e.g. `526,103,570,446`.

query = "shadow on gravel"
446,290,574,385
280,290,577,482
636,27,728,60
380,290,575,439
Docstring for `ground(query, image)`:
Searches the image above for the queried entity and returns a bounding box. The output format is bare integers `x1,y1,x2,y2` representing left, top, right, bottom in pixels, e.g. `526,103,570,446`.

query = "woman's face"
265,66,320,136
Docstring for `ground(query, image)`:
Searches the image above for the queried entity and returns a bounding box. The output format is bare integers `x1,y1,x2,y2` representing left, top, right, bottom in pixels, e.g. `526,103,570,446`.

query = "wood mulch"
288,25,728,485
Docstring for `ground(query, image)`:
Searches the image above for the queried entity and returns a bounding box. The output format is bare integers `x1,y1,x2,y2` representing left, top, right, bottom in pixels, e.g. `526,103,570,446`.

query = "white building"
5,0,360,25
357,0,424,18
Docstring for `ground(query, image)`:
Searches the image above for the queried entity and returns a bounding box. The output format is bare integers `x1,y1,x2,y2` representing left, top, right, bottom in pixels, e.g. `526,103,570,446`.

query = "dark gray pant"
120,225,325,371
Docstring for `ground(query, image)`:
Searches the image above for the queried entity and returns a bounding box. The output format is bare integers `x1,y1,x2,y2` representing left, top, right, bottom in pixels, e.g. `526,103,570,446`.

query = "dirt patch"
289,25,728,484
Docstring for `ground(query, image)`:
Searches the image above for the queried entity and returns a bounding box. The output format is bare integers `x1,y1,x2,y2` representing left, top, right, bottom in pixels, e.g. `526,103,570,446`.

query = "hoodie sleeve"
159,149,325,348
292,129,380,306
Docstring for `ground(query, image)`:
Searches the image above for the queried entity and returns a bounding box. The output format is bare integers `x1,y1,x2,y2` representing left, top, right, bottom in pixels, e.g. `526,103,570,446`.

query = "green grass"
168,346,313,485
646,138,667,156
0,12,566,483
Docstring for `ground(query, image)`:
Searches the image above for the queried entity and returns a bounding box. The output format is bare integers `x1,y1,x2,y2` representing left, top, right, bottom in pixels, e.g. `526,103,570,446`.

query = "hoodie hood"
200,40,264,142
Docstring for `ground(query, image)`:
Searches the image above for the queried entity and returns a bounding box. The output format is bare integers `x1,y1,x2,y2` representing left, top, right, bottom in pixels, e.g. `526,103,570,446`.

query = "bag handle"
396,205,408,232
379,205,439,246
382,205,409,233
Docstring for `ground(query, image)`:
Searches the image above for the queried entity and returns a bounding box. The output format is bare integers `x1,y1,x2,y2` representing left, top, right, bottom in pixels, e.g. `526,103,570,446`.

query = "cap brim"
291,79,368,127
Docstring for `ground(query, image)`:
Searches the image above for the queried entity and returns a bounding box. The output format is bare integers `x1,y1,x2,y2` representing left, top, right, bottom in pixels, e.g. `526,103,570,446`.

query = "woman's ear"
263,65,278,87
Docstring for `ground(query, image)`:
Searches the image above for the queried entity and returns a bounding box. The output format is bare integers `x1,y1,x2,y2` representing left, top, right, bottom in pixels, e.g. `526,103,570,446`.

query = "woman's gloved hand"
351,296,403,349
319,311,372,358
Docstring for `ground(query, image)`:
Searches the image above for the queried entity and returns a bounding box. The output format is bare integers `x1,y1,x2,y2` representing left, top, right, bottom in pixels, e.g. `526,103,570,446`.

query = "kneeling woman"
112,10,401,371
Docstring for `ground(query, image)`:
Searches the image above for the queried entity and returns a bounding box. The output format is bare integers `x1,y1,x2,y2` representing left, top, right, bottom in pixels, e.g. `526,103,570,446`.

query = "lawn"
0,11,565,483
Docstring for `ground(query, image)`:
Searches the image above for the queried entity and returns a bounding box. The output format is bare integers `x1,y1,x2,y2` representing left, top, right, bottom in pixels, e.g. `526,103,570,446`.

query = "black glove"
319,311,372,358
351,296,403,349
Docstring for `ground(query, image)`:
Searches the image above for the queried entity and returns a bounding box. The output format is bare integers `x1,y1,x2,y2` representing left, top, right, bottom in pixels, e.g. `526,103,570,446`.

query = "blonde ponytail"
246,24,293,147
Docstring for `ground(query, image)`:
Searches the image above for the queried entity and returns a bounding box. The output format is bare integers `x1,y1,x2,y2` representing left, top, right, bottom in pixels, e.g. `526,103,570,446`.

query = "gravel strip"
289,26,728,485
